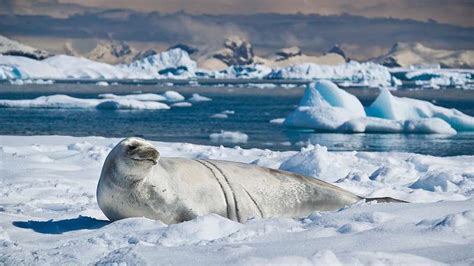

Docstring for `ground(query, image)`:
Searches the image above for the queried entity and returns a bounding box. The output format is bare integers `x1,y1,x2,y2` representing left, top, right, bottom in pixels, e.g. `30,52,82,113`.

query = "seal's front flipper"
365,197,408,203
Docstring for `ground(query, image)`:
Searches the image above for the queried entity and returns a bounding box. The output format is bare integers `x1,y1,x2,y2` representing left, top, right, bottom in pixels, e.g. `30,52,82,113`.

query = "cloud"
53,0,474,26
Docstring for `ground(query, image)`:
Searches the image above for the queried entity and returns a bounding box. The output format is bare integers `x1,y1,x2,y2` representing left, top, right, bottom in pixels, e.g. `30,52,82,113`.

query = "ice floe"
0,94,170,110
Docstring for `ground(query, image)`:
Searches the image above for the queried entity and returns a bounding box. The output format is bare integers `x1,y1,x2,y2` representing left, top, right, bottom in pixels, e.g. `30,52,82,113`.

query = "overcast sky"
56,0,474,27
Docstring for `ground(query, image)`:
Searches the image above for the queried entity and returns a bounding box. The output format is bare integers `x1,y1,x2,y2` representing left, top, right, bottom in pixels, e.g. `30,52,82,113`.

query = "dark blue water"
1,86,473,156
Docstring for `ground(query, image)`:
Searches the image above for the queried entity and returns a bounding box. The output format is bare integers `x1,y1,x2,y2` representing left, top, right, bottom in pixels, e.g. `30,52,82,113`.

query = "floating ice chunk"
171,102,192,107
95,81,109,86
98,93,167,102
211,113,228,119
188,93,212,103
0,95,99,109
270,118,285,124
366,87,474,131
341,117,456,134
96,99,170,110
209,130,248,143
162,90,185,102
0,95,170,110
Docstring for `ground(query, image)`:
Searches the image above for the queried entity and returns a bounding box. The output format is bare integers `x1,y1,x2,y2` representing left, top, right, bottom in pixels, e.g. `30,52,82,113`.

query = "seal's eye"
128,144,138,151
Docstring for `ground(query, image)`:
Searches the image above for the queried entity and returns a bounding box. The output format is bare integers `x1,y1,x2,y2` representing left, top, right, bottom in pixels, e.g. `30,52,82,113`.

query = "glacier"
284,81,474,134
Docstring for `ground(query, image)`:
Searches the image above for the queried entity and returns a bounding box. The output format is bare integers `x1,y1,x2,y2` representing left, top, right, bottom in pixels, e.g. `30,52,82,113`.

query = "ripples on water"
0,85,473,156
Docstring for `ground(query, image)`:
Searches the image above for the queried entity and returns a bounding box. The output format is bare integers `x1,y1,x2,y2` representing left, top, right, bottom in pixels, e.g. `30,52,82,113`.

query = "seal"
97,137,404,224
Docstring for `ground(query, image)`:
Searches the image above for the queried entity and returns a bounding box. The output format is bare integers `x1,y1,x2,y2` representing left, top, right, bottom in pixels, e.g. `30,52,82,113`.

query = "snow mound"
171,102,192,107
159,214,243,247
209,131,248,144
0,95,170,110
284,81,474,134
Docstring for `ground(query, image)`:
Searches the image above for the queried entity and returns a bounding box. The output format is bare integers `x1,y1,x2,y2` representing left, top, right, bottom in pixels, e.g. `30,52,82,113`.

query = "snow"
284,81,474,134
209,130,249,143
0,135,473,264
0,94,170,110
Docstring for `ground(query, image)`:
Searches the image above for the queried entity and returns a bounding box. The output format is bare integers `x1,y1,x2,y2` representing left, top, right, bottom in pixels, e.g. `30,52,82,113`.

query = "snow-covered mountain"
0,35,51,60
86,41,136,65
375,42,474,68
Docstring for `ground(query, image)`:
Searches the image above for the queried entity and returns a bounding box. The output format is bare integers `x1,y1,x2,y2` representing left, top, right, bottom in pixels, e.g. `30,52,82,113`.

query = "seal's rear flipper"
365,197,408,203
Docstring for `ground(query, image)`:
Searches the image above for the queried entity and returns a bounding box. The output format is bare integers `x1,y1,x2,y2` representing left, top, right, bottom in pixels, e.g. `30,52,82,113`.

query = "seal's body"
97,138,397,224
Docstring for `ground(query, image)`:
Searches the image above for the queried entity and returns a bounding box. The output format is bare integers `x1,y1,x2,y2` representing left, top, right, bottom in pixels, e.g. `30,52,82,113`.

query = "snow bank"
209,130,249,143
284,81,474,134
0,94,170,110
1,135,473,265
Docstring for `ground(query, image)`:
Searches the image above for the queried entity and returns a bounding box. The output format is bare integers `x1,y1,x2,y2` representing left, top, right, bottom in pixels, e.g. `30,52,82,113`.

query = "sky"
56,0,474,27
1,0,473,59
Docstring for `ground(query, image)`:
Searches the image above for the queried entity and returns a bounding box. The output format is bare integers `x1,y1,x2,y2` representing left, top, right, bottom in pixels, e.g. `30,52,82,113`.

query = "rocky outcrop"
0,35,51,60
276,47,302,60
213,36,254,66
327,44,347,61
375,42,474,68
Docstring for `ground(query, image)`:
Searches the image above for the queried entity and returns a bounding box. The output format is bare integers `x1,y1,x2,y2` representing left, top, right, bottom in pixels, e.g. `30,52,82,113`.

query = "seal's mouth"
131,157,158,165
129,146,160,165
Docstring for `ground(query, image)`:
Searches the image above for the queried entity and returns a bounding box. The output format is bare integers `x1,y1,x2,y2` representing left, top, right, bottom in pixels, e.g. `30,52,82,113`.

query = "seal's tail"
365,197,408,203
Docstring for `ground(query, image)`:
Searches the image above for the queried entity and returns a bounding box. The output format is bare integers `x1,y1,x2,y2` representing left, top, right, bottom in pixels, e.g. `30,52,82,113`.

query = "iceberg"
267,61,392,87
0,95,170,110
366,87,474,131
284,81,474,134
284,81,366,130
124,48,197,78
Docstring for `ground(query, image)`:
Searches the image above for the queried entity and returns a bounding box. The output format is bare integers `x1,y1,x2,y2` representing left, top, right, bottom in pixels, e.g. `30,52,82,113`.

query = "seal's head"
107,137,160,180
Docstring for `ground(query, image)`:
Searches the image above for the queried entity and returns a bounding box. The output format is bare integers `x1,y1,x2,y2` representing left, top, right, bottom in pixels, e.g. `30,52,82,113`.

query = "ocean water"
1,84,473,156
